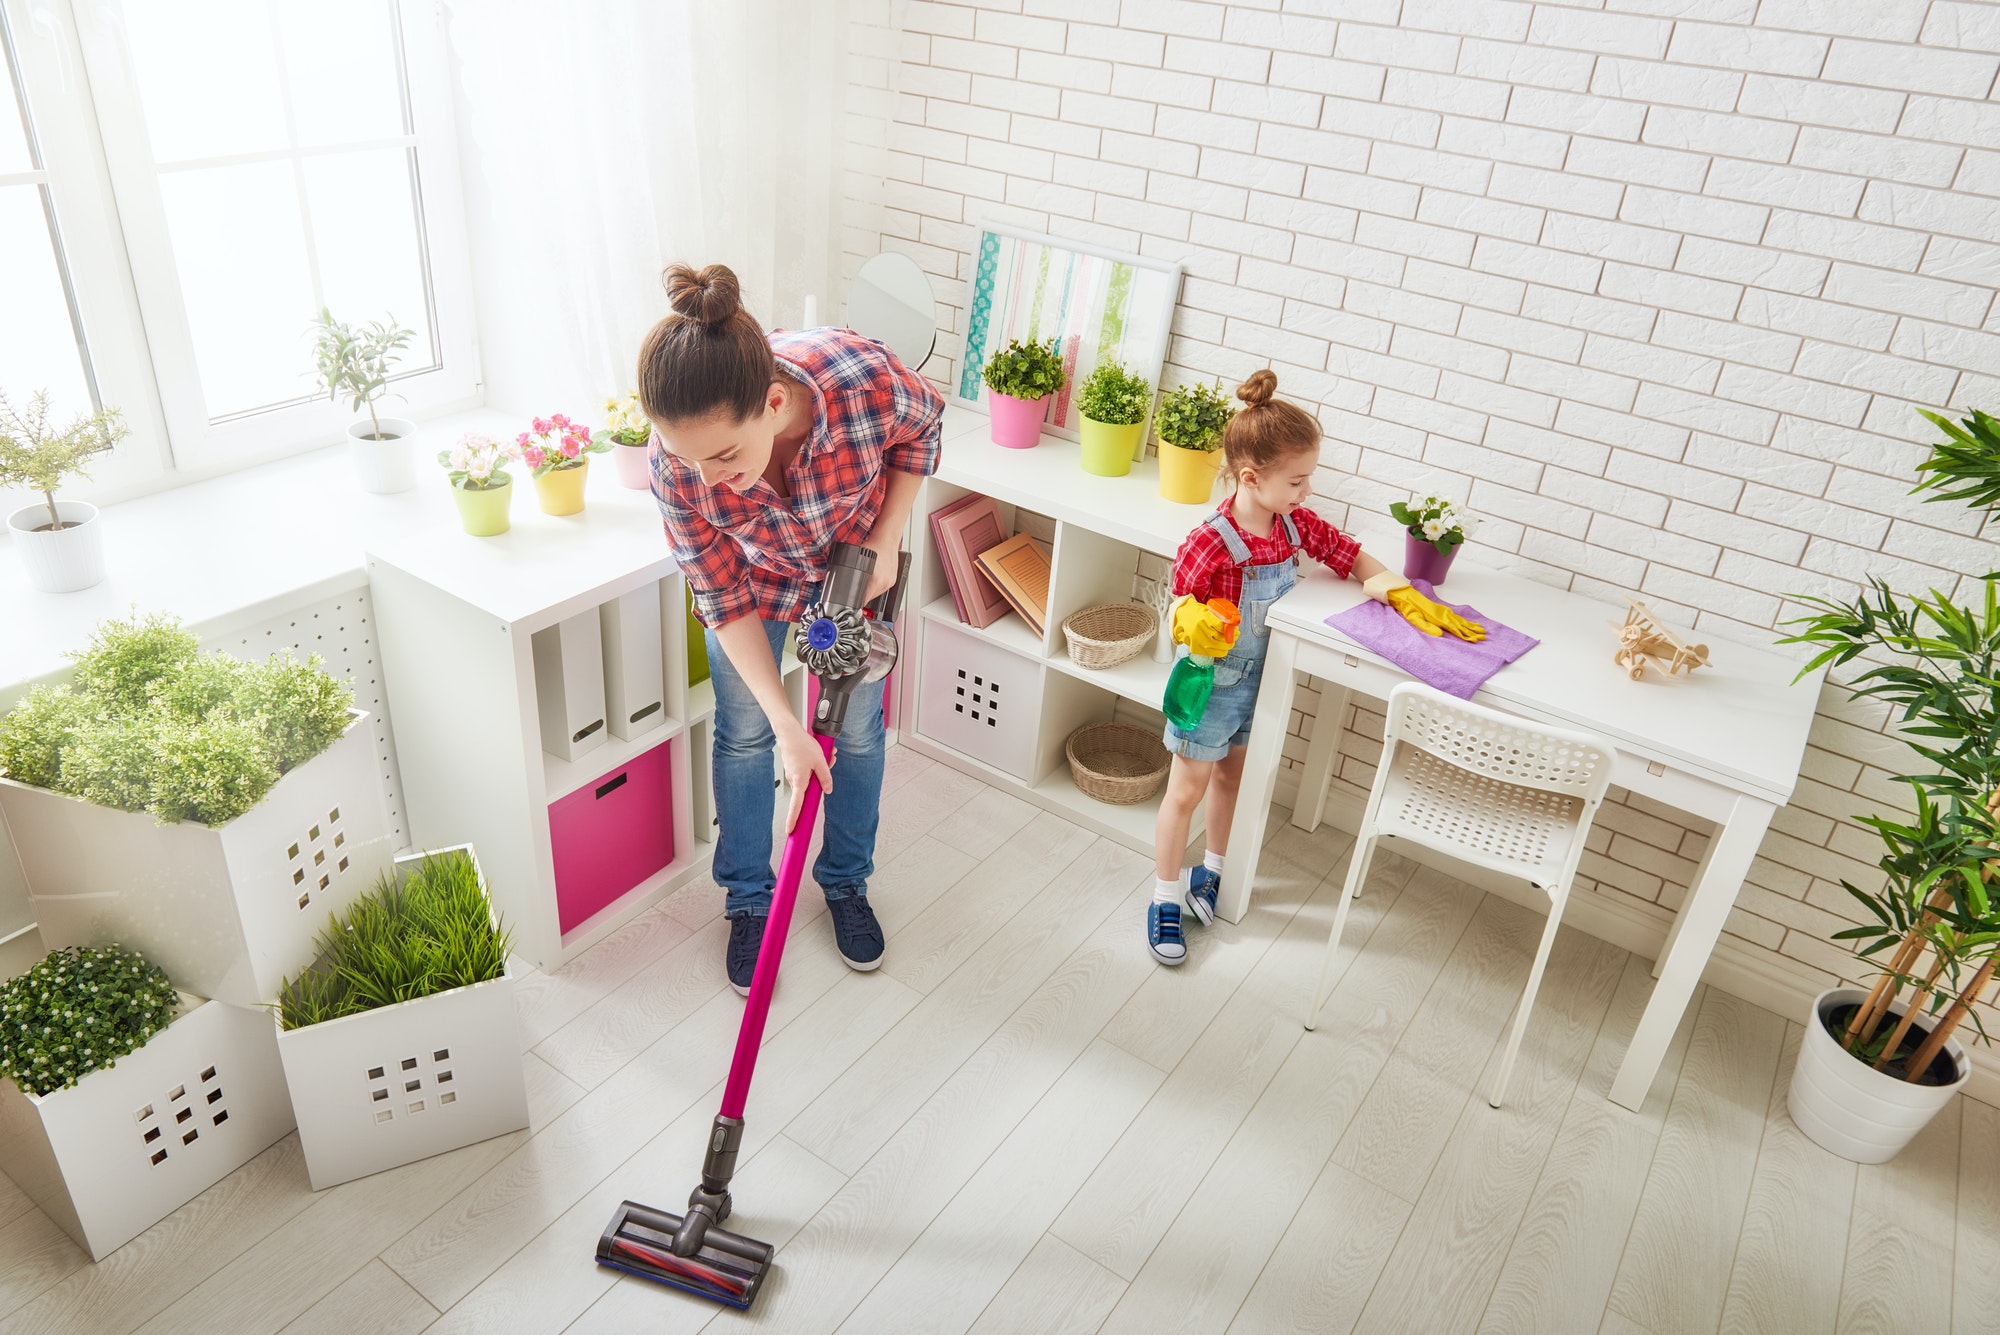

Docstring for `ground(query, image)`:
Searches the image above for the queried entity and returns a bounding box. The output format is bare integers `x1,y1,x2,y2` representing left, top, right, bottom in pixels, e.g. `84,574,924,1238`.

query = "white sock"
1154,874,1185,905
1204,850,1226,875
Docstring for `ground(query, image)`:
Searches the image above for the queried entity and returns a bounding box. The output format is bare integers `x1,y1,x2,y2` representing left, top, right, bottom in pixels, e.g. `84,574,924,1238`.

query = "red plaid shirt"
1171,497,1361,606
655,328,944,627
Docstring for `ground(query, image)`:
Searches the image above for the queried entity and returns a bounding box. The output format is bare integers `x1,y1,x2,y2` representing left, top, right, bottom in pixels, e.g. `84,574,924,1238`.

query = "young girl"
639,263,944,993
1148,370,1483,964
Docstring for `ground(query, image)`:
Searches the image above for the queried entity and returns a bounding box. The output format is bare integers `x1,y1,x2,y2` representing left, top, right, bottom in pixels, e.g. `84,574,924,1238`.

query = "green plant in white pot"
1778,404,2000,1163
0,389,128,593
1076,360,1152,479
1154,379,1233,505
313,309,416,495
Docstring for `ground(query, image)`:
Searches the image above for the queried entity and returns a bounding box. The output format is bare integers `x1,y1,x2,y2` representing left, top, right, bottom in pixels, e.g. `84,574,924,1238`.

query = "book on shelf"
975,532,1052,638
930,495,1012,628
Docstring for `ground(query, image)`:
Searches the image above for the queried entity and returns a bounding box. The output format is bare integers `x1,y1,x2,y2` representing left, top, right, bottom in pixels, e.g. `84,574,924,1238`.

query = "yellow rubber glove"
1386,585,1486,642
1170,595,1243,658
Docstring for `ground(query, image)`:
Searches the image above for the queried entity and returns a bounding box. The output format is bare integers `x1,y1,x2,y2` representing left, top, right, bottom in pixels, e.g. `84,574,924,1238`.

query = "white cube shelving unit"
365,475,806,968
901,406,1211,853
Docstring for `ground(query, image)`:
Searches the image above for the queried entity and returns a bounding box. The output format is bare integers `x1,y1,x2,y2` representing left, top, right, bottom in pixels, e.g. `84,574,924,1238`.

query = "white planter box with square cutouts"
275,848,529,1190
0,996,296,1260
0,711,394,1007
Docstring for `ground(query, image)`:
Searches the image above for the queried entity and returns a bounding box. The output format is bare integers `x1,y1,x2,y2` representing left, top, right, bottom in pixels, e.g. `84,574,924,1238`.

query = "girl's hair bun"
663,262,742,329
1236,368,1278,408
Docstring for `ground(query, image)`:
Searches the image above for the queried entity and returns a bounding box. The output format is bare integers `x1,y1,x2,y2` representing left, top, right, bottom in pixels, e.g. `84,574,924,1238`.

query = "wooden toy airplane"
1610,599,1710,682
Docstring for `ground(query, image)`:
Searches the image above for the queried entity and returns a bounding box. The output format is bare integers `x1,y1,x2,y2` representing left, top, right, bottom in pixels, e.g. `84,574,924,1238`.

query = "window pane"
0,186,91,422
0,61,29,174
276,1,404,147
156,162,315,418
123,0,286,163
303,148,434,366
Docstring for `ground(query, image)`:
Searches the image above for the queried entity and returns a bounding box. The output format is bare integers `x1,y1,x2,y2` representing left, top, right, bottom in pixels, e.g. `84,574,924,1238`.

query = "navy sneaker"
828,896,885,971
1185,866,1219,926
1148,901,1187,965
726,913,766,997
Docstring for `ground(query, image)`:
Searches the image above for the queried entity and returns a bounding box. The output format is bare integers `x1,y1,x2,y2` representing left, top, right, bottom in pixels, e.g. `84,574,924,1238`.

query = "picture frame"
953,221,1183,448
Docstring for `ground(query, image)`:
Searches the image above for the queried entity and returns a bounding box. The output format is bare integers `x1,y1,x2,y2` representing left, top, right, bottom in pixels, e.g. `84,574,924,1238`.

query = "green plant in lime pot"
1076,360,1153,478
980,339,1067,448
0,946,181,1096
1155,380,1234,504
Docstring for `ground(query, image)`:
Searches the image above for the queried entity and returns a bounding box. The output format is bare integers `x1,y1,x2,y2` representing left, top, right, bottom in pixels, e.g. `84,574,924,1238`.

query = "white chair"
1304,682,1614,1108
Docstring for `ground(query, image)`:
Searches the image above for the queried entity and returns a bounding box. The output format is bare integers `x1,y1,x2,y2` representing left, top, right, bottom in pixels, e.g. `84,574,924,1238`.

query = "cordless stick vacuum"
596,541,909,1310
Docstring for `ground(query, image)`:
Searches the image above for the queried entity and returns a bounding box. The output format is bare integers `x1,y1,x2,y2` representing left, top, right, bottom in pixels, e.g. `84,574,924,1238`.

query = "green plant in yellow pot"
1155,380,1233,504
1076,360,1152,478
439,432,518,537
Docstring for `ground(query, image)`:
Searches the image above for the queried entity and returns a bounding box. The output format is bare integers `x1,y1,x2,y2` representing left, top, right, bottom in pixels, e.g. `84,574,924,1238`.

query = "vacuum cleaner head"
596,1200,775,1309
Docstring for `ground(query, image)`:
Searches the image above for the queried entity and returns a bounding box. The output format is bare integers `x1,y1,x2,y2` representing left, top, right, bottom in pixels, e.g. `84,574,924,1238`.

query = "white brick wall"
852,2,2000,1014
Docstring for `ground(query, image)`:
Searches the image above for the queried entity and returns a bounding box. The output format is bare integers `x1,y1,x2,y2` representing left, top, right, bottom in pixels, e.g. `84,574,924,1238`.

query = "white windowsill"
0,409,670,693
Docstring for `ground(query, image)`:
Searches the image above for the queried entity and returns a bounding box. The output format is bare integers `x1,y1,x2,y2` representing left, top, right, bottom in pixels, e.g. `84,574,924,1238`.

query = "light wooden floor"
4,745,1996,1335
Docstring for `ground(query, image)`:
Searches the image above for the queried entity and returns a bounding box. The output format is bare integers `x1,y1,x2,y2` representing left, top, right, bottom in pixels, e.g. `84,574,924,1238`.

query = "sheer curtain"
443,0,896,415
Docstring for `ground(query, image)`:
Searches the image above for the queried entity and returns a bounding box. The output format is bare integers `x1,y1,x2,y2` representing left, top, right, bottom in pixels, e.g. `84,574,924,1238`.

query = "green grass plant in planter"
1155,380,1234,505
1076,360,1153,478
980,338,1066,449
0,946,180,1097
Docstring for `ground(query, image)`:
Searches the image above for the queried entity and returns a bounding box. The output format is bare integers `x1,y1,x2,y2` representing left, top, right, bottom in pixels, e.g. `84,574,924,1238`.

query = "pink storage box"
549,740,676,935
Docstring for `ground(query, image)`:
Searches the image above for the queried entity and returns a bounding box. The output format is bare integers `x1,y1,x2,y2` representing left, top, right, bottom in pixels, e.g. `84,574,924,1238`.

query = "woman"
639,262,943,994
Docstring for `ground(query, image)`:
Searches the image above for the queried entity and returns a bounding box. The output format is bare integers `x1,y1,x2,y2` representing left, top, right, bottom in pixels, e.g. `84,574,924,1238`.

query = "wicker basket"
1062,602,1157,670
1065,723,1171,805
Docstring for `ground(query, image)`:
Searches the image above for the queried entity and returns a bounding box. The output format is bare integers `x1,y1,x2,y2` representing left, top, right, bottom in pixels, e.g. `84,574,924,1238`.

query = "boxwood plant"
279,849,512,1030
1077,359,1152,427
0,946,181,1097
980,338,1066,402
1156,380,1234,453
0,611,353,826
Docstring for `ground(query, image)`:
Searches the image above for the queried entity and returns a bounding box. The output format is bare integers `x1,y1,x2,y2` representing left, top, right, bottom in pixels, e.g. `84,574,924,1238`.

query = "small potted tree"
519,413,610,516
0,946,294,1259
603,391,654,491
1389,495,1481,589
0,389,128,593
275,846,527,1190
980,338,1066,449
1076,360,1152,478
438,433,520,537
1155,380,1233,504
1779,404,2000,1163
312,309,416,494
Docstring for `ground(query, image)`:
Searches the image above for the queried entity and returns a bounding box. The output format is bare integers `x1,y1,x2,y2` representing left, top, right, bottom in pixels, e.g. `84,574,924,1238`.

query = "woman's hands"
777,718,835,831
863,533,901,604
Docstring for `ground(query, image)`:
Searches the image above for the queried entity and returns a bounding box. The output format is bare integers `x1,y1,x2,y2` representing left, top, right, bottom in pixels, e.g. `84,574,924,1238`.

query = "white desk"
1220,561,1822,1111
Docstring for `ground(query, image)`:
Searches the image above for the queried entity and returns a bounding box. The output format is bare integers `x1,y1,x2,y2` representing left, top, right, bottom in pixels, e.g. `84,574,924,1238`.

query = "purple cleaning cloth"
1325,580,1538,700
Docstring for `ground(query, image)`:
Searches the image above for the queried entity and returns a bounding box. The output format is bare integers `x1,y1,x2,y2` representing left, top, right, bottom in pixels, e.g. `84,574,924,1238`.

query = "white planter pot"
1788,986,1970,1164
0,711,394,1006
0,996,295,1259
6,499,105,593
348,417,418,494
276,847,528,1190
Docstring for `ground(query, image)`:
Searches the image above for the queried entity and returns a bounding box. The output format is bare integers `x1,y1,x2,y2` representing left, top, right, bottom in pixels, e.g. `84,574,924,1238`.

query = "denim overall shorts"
1161,509,1300,763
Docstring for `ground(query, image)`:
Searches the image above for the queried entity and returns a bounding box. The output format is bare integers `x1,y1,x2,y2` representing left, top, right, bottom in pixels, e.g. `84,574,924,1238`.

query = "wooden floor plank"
1955,1099,2000,1335
0,1212,84,1326
275,1260,436,1335
967,1235,1126,1335
1607,989,1787,1335
1224,1162,1409,1335
1838,1094,1959,1335
510,903,699,1050
1718,1023,1856,1335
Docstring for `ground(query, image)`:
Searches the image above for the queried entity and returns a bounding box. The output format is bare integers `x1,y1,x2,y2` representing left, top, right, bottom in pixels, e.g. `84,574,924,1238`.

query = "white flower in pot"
0,389,128,594
312,308,417,494
603,391,655,491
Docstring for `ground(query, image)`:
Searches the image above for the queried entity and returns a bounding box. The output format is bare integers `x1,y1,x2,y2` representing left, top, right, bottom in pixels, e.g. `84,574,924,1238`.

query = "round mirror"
848,252,938,371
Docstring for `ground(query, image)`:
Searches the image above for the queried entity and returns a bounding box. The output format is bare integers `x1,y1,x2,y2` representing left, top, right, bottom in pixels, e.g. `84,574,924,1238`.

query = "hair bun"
1236,368,1278,408
664,262,742,329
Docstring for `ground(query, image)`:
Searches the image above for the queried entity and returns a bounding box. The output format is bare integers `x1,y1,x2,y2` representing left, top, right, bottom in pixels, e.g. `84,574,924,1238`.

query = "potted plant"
1390,494,1481,589
1076,360,1153,478
0,946,294,1259
980,338,1066,449
275,845,528,1190
0,389,128,593
603,391,654,491
0,612,394,1006
519,413,609,516
312,309,416,495
1777,405,2000,1163
438,433,520,537
1155,380,1233,504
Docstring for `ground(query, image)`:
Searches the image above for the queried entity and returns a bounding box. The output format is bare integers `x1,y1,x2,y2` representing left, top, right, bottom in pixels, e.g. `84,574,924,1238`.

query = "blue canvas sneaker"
828,895,886,971
1148,901,1187,965
726,912,766,997
1185,866,1220,926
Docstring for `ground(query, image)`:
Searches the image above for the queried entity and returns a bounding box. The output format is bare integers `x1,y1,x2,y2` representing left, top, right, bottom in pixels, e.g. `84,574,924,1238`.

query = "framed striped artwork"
954,222,1183,449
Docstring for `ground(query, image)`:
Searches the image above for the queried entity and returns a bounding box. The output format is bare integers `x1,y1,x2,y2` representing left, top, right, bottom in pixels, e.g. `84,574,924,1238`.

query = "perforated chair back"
1385,683,1611,803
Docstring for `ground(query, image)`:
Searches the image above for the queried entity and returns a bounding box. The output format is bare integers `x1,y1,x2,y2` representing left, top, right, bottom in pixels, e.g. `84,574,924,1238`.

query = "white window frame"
21,0,479,482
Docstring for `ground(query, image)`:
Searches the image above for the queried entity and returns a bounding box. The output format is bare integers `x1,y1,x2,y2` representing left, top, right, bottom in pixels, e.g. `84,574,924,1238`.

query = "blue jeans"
708,617,886,918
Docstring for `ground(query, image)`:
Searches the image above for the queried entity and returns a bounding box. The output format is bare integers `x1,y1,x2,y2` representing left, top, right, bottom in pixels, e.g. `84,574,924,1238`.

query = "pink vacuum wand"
598,541,908,1310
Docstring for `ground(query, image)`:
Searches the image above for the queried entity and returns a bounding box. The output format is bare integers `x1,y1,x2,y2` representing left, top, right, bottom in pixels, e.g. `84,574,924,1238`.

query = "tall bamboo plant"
1781,406,2000,1082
